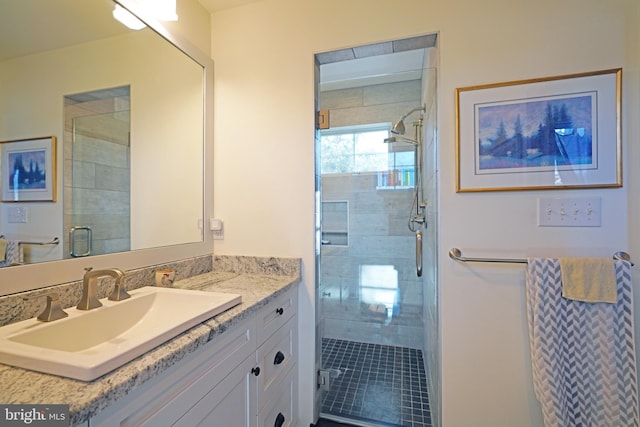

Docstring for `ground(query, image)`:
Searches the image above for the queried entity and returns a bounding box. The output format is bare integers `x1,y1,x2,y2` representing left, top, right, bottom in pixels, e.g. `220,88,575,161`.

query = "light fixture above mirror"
113,0,178,30
113,5,146,30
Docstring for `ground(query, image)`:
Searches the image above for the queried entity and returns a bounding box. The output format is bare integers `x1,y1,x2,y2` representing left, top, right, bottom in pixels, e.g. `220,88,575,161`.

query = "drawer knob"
251,366,261,376
274,351,285,365
274,412,285,427
276,307,284,315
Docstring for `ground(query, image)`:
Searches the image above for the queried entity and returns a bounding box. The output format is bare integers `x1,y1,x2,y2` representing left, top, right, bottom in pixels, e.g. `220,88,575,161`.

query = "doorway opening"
315,33,440,427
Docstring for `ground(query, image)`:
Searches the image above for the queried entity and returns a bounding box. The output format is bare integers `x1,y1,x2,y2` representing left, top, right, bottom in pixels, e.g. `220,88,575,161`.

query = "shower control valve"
412,215,425,224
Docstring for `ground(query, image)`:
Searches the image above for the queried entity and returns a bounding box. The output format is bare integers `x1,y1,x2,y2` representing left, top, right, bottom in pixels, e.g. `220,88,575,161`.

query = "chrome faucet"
77,267,130,310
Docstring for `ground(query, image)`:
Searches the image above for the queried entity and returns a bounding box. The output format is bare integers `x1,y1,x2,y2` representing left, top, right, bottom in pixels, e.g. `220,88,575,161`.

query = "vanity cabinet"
88,286,297,427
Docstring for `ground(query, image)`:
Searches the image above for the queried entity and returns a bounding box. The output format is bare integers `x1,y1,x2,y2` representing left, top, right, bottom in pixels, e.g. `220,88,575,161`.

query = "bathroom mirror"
0,0,213,295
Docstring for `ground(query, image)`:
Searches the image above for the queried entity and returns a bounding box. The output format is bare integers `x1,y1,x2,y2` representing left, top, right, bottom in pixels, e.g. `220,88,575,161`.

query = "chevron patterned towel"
0,240,23,267
526,258,639,427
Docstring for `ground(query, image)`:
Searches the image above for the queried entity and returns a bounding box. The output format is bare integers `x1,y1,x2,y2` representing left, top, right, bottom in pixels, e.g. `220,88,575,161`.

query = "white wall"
210,1,640,426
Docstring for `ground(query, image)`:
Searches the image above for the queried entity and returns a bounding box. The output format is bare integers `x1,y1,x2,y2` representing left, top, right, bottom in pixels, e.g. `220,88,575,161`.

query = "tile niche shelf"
321,201,348,246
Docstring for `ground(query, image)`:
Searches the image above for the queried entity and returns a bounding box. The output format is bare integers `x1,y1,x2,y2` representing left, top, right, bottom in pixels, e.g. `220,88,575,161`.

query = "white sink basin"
0,287,241,381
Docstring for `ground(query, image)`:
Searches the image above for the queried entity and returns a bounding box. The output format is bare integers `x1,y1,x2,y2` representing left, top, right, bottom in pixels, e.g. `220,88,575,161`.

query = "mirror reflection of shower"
63,86,131,259
386,104,426,233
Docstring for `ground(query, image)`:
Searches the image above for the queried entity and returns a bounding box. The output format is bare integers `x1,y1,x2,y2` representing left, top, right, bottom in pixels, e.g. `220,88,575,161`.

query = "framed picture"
1,136,57,202
455,68,622,192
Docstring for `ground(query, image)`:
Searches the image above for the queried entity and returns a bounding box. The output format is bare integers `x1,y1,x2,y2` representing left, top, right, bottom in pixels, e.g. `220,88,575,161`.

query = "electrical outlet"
213,229,224,240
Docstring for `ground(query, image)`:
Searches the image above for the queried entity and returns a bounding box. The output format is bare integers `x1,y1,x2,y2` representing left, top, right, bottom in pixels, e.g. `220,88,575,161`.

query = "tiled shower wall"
319,79,425,349
321,175,422,348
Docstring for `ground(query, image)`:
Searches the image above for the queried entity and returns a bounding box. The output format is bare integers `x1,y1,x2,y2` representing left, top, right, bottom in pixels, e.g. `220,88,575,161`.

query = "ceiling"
0,0,256,63
318,34,437,91
0,0,127,62
196,0,261,12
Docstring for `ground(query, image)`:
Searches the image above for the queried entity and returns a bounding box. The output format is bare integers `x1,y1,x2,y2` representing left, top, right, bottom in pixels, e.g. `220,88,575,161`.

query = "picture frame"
455,68,622,192
1,136,57,202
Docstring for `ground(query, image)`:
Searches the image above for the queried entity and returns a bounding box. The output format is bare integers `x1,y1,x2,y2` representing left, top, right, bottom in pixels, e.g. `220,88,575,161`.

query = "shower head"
383,135,418,145
390,120,406,136
390,104,426,135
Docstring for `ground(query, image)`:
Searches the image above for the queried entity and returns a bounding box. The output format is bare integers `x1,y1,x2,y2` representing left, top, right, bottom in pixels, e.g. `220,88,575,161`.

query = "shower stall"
63,86,131,258
315,34,439,427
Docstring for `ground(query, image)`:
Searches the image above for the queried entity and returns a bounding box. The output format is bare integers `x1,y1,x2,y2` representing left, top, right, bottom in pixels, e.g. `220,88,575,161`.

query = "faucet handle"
24,293,69,322
108,274,131,302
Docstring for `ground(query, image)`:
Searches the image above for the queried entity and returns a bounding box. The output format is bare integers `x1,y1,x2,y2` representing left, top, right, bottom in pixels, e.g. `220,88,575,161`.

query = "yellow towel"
0,239,7,262
559,258,617,303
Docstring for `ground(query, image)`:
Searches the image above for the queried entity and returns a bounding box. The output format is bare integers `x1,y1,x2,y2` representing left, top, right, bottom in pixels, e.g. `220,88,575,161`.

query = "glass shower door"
65,90,131,258
317,127,429,426
315,34,439,427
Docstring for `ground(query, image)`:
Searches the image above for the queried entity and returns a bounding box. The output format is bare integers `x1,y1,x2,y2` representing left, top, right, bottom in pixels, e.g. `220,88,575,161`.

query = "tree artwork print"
475,93,595,174
8,149,47,190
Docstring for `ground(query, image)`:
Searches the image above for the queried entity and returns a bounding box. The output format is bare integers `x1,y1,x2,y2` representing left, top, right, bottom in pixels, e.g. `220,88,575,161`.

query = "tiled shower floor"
321,338,432,427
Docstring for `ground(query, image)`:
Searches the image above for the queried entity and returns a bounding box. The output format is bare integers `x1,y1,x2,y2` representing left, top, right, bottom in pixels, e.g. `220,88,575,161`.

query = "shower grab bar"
416,231,423,277
449,247,633,266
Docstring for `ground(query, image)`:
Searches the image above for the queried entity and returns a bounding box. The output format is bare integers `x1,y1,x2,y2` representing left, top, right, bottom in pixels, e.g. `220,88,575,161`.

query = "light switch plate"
538,197,601,227
7,207,27,223
209,218,223,231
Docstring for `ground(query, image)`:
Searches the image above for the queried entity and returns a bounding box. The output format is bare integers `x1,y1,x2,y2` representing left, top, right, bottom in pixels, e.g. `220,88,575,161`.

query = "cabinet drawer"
256,287,297,344
257,367,297,427
256,316,296,411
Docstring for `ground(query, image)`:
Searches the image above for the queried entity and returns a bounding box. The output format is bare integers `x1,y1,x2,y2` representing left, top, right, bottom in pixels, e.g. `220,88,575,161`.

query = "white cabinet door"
90,319,254,427
174,355,256,427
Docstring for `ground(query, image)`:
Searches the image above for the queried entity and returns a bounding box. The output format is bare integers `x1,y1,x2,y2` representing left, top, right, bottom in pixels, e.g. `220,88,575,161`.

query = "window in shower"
319,124,415,189
378,150,415,189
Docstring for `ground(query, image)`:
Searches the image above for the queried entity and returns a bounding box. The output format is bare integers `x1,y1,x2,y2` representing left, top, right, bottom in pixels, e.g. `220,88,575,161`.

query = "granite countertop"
0,271,299,426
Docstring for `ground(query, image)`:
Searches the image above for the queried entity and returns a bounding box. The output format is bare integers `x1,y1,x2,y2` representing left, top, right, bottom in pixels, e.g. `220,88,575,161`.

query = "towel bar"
449,248,633,266
0,235,60,246
19,237,60,246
